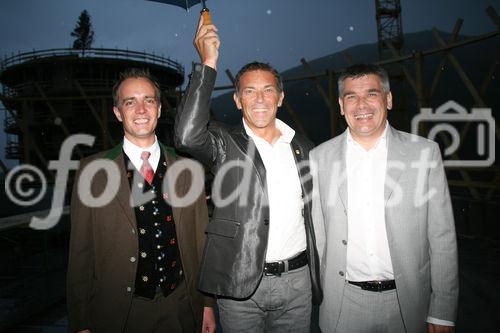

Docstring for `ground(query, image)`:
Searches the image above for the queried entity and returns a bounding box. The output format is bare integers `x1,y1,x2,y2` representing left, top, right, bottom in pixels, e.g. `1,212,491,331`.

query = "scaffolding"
375,0,404,60
0,47,185,330
0,47,184,175
219,6,500,205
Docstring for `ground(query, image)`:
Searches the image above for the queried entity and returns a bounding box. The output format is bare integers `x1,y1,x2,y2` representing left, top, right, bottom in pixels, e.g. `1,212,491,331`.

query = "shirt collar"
242,118,295,144
346,121,389,151
122,135,160,159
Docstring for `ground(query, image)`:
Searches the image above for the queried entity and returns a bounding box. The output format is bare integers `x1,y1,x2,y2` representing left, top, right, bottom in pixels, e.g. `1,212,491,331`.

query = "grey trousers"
335,281,406,333
217,264,312,333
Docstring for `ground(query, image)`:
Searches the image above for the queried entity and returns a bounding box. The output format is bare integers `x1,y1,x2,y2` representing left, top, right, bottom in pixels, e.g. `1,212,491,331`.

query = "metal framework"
375,0,404,59
219,6,500,204
0,48,184,175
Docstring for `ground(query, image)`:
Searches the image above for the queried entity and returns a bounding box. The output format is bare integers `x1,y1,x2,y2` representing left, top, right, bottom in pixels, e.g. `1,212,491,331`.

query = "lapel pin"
295,149,300,155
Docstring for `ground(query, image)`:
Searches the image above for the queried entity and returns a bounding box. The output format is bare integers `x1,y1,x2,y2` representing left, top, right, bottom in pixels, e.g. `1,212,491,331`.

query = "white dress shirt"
122,136,161,172
345,122,454,327
345,123,394,281
243,119,307,262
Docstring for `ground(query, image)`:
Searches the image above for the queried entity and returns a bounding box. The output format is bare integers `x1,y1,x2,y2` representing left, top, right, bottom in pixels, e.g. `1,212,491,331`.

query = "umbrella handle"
201,8,212,25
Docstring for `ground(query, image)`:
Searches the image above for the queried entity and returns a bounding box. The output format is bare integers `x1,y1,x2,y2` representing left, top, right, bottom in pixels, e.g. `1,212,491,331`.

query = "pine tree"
71,10,95,50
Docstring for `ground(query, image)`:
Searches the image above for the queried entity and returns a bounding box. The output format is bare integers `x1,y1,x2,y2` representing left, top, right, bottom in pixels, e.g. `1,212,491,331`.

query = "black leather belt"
263,250,308,276
348,280,396,292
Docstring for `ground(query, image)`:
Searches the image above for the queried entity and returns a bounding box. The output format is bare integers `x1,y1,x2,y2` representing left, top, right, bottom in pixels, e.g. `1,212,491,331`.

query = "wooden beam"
384,40,418,94
101,98,110,150
300,58,331,109
378,30,500,66
344,53,354,66
281,98,309,139
225,69,236,87
480,49,500,95
0,158,9,174
328,69,339,138
433,29,500,141
5,105,53,180
448,180,499,190
486,6,500,30
34,83,84,159
429,19,463,98
414,51,427,109
445,165,500,171
432,28,486,106
74,80,115,147
485,172,500,200
207,29,499,93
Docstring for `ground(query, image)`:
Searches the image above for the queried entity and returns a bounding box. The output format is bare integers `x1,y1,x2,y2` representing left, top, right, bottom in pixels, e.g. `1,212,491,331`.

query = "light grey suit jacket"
310,125,458,333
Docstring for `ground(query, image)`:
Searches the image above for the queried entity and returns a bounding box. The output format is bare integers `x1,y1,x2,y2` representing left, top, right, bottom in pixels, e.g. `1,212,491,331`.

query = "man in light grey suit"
310,64,458,333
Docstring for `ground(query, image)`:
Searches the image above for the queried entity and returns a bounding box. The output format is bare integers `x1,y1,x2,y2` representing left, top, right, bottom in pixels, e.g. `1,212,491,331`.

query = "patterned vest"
124,151,183,299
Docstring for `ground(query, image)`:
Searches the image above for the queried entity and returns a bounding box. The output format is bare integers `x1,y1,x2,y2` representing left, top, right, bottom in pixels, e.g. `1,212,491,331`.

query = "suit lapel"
334,131,348,212
384,125,407,205
105,145,137,231
230,123,268,200
290,139,308,193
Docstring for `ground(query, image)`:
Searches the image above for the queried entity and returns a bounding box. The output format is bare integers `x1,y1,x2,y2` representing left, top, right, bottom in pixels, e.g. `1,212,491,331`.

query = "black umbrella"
146,0,212,24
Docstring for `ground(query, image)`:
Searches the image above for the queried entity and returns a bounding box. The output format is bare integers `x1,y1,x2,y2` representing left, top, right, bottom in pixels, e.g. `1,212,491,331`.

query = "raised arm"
174,14,221,167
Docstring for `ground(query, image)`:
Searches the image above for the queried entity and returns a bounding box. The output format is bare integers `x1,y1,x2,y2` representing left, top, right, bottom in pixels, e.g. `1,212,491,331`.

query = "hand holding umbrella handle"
194,4,218,70
201,8,212,25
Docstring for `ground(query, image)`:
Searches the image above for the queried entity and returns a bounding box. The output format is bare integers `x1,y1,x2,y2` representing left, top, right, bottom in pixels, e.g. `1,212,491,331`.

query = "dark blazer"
67,142,210,333
174,64,323,304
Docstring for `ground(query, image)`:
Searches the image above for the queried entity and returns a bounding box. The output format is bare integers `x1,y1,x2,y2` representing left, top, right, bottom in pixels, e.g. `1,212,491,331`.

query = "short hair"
234,61,283,94
112,68,161,107
337,64,390,96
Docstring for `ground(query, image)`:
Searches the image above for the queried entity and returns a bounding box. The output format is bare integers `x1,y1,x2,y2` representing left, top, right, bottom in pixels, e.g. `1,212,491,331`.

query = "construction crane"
375,0,404,59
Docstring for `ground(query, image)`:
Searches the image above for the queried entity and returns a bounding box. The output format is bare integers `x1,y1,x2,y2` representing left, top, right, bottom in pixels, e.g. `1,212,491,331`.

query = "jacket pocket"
205,218,240,238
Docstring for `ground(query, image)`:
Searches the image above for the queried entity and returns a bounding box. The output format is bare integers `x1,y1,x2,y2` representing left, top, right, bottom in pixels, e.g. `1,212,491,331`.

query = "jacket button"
130,256,136,263
339,271,344,277
264,219,269,225
126,287,132,292
342,240,347,245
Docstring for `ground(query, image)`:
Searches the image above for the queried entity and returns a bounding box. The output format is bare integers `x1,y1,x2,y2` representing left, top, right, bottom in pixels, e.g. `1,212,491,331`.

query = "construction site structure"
0,48,184,175
375,0,404,59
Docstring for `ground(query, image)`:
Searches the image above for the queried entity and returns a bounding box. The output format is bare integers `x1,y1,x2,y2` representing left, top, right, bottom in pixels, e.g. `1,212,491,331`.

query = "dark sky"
0,0,498,167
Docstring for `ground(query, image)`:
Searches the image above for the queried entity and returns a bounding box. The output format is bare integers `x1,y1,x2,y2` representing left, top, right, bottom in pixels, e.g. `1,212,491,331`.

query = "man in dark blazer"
67,68,216,333
174,16,322,332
